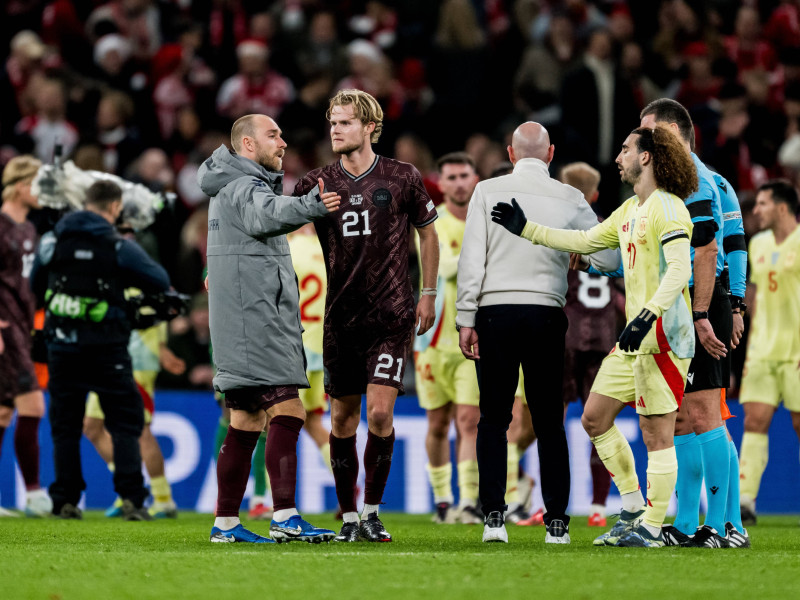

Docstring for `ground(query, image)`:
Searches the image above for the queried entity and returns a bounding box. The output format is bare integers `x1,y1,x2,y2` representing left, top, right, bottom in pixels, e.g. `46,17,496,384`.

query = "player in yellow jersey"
289,224,334,477
739,180,800,524
84,320,186,518
415,153,483,524
491,125,698,547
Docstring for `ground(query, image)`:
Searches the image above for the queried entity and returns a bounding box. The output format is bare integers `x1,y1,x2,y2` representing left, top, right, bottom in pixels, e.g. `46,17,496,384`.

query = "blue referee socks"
697,426,730,534
673,433,702,535
727,438,744,532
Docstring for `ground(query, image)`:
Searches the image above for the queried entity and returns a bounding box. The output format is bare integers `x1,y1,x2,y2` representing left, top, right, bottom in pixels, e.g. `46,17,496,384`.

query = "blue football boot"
270,514,336,543
210,523,275,543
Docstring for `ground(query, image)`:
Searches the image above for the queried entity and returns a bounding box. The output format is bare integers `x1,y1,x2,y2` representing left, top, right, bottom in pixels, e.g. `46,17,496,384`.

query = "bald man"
456,122,620,544
199,113,341,543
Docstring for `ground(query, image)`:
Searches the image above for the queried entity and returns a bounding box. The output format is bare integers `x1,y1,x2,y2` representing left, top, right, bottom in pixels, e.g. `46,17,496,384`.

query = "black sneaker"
661,524,692,547
121,499,154,521
358,512,392,542
333,521,361,542
724,522,751,548
544,518,570,544
740,504,757,526
687,524,729,548
57,503,82,520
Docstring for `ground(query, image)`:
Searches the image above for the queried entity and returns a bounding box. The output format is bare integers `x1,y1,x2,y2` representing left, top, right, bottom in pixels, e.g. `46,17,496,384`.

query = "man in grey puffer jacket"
198,114,340,544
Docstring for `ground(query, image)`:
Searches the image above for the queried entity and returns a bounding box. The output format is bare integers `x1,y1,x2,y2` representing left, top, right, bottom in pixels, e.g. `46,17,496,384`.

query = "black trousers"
475,304,570,525
48,345,147,511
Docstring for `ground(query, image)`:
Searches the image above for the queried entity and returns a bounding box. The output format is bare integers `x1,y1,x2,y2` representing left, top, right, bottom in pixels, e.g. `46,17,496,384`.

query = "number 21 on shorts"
374,353,404,382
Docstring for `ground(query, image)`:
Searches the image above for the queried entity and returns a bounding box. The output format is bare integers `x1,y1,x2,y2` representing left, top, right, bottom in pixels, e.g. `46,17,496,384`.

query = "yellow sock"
150,475,173,504
320,442,332,474
457,460,479,507
739,432,768,500
505,443,520,505
643,447,677,529
591,425,639,495
426,463,453,504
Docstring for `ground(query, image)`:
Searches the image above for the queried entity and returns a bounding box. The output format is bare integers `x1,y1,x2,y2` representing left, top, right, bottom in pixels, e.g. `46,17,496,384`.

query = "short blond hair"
230,114,258,153
559,162,601,200
326,89,383,143
2,155,41,202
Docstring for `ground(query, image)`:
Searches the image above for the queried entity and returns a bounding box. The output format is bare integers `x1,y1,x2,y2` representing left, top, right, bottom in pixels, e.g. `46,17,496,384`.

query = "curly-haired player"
492,125,698,547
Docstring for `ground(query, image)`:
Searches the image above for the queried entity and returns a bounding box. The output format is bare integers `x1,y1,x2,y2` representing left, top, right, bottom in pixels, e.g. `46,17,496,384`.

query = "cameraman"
30,180,170,520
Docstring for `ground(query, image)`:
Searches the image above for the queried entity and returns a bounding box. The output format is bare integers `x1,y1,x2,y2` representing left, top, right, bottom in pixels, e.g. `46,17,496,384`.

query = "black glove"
618,308,657,352
491,198,527,236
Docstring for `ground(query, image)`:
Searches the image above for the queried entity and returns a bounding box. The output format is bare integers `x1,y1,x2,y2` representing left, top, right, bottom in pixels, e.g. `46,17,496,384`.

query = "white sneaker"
545,519,571,544
25,489,53,517
0,506,20,518
482,511,508,543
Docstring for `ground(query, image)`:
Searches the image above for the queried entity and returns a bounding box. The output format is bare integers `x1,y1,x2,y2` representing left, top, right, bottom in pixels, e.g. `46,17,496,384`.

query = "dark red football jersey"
0,213,38,331
564,269,618,353
294,156,437,334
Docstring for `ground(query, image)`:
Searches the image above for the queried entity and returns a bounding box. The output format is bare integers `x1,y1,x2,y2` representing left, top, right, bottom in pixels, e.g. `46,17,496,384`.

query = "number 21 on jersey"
343,210,371,237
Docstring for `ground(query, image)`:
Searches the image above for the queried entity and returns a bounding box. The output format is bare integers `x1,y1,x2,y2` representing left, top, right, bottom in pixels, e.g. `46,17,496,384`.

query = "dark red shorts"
0,325,39,407
224,385,299,413
323,326,413,398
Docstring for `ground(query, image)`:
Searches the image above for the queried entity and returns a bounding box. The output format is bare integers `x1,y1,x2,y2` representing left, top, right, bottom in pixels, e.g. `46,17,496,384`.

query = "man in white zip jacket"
456,122,620,544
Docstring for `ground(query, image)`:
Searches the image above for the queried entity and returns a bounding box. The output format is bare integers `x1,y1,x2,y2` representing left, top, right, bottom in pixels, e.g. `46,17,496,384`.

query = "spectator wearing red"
1,31,49,131
724,6,778,75
764,0,800,52
216,39,295,121
14,77,78,162
676,41,722,109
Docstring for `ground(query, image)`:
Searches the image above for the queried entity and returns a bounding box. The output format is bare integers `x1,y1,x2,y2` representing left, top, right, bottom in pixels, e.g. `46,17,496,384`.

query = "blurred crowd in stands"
3,0,800,392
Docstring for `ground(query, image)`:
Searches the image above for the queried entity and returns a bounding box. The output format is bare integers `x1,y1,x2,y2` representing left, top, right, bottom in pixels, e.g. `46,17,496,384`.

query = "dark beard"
621,162,642,186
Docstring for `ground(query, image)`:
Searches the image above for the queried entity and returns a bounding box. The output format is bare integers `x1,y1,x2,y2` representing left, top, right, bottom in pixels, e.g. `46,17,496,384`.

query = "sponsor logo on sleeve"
723,211,741,221
426,200,435,212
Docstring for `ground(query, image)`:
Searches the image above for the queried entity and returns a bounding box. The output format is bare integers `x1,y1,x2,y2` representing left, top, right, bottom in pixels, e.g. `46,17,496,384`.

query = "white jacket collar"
512,157,550,176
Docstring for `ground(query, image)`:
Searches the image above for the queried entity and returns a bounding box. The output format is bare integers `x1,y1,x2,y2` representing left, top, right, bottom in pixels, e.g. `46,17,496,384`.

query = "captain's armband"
660,229,690,246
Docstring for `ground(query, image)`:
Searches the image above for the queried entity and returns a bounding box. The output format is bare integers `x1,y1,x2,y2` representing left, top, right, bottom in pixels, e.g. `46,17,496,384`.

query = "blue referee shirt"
713,172,747,299
686,153,725,286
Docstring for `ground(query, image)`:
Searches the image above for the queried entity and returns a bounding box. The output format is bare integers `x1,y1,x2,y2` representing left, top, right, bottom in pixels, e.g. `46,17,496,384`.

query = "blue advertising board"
1,391,798,514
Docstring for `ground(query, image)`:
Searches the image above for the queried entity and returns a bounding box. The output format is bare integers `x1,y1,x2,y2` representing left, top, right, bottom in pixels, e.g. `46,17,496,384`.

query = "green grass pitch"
2,513,799,600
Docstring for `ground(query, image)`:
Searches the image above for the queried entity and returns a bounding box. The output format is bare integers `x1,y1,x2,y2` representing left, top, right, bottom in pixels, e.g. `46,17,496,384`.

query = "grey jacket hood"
198,145,285,197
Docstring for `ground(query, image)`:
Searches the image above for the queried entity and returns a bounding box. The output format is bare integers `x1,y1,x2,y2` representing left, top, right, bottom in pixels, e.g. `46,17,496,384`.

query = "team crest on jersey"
350,193,363,205
786,251,796,267
636,216,647,241
373,188,392,209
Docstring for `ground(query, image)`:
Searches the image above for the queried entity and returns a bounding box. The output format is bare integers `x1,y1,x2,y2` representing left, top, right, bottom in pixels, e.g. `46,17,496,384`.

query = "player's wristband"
421,288,437,296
